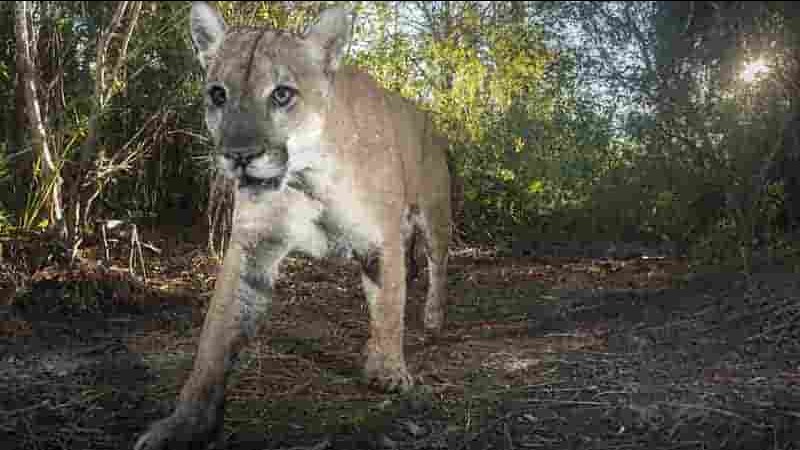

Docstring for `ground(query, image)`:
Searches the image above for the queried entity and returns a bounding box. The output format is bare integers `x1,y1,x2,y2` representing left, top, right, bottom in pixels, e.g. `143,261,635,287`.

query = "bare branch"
109,1,143,95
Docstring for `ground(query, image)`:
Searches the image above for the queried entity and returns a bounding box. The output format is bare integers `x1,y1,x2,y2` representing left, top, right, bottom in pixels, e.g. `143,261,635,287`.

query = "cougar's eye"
207,85,227,107
270,86,296,108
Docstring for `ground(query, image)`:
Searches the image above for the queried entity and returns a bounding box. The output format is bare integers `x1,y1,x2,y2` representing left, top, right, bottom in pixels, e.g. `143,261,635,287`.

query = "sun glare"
740,58,769,83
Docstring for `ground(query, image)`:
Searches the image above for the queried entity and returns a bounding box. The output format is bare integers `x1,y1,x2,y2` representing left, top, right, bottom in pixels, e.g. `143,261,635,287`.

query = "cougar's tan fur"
135,3,450,449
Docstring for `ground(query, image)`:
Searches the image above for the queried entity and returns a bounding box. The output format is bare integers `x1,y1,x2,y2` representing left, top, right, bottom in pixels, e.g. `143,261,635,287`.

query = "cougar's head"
190,1,352,192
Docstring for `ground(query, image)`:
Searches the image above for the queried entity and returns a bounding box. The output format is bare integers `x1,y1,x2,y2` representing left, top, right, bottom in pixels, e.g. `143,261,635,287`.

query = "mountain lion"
134,2,451,449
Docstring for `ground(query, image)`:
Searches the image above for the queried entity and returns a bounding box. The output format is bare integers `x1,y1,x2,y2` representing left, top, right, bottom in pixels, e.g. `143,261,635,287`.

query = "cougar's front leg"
361,232,413,392
135,237,289,450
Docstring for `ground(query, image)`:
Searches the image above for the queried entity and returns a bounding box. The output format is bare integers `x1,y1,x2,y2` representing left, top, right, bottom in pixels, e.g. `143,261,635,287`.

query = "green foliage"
0,1,626,248
353,2,618,243
0,144,10,232
3,0,798,264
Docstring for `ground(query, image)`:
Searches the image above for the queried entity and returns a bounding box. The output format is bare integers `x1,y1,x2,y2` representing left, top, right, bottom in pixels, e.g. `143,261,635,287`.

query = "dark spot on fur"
192,27,214,52
405,204,423,284
312,212,351,258
287,169,321,202
242,271,272,294
356,247,381,287
313,212,337,239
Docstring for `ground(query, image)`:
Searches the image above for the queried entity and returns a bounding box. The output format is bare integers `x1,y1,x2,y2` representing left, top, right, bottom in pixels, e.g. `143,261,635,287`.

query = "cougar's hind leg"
420,198,450,334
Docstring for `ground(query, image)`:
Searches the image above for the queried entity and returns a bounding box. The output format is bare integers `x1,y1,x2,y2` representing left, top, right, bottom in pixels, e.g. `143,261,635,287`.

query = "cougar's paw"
134,406,223,450
364,352,414,393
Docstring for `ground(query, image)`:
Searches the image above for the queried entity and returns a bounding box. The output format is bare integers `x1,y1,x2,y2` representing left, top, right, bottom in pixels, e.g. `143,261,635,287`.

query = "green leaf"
528,180,545,194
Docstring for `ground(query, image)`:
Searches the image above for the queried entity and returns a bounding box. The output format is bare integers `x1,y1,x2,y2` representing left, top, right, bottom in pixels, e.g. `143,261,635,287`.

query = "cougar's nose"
223,147,264,167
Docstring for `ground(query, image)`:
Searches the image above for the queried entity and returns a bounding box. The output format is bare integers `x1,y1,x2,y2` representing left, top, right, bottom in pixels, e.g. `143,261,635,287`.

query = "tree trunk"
13,73,27,153
11,47,32,214
14,0,64,235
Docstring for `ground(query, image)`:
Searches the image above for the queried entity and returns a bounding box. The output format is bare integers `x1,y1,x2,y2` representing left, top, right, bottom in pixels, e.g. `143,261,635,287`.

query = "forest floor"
2,233,800,449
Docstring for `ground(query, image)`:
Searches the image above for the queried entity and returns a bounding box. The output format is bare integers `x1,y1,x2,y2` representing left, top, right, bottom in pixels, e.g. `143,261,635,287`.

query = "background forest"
4,1,800,269
7,3,800,450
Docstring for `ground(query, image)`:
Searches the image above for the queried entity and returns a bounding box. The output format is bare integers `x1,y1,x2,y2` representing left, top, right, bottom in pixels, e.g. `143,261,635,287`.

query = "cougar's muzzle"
216,108,288,190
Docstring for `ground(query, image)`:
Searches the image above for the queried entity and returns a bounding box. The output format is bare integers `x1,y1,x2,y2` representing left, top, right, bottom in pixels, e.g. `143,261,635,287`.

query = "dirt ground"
2,236,800,449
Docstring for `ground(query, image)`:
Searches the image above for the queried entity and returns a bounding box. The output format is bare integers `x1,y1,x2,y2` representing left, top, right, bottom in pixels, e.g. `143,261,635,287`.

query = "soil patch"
2,240,799,449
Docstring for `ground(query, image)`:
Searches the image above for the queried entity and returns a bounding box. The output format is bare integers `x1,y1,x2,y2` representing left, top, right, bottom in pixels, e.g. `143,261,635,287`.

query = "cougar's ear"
305,7,353,73
190,1,226,68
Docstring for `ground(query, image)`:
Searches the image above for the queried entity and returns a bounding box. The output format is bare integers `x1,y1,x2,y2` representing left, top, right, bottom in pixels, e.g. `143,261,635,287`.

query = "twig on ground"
0,399,52,417
656,401,769,429
0,392,106,418
522,399,613,407
457,410,520,450
278,438,331,450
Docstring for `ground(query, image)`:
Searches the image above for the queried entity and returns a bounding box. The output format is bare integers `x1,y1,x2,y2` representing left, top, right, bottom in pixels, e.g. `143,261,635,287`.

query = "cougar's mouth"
240,174,283,190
